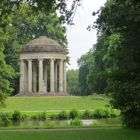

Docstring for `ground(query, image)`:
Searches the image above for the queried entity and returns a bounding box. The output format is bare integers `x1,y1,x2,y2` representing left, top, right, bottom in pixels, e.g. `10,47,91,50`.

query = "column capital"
59,59,65,63
27,59,32,62
50,58,55,61
20,59,24,62
38,58,43,61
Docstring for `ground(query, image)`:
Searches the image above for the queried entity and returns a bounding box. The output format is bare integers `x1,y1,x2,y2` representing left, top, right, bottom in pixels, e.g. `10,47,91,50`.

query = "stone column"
19,59,24,93
39,59,43,93
24,61,28,92
33,62,37,92
44,61,47,93
50,59,55,93
54,62,58,92
59,59,63,92
63,60,67,93
28,59,32,93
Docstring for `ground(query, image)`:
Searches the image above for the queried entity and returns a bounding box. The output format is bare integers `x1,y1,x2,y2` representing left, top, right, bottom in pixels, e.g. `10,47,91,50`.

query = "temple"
18,36,67,96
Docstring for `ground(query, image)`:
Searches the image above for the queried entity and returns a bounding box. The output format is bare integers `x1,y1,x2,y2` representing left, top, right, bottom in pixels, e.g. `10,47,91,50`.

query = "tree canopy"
79,0,140,128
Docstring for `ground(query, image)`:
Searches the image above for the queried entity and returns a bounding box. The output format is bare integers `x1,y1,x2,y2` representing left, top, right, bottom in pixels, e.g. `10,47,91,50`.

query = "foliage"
67,70,80,95
57,111,68,120
70,118,83,126
37,112,46,121
31,115,38,121
77,51,93,96
93,109,110,118
0,47,15,95
88,35,108,94
0,112,11,126
0,93,7,108
69,109,79,119
88,0,140,128
31,112,46,121
81,110,92,119
12,110,21,121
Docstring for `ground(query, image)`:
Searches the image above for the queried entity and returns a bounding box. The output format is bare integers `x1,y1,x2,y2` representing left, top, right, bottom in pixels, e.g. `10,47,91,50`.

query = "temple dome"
21,36,66,53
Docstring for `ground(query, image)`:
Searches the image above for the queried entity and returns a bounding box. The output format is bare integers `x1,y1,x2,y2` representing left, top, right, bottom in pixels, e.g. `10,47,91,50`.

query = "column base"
17,92,69,96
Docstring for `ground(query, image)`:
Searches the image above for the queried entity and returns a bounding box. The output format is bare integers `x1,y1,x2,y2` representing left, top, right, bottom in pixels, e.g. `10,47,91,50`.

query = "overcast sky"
66,0,106,69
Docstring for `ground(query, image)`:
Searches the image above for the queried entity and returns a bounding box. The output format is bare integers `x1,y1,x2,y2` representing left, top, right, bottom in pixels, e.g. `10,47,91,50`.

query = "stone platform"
16,92,68,96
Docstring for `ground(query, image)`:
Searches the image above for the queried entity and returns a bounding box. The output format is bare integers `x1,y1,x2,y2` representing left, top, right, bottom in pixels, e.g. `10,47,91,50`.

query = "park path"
0,127,121,132
3,109,95,113
20,109,94,112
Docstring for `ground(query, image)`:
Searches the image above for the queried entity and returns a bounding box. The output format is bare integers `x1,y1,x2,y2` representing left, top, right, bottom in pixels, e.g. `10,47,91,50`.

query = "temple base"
17,92,69,96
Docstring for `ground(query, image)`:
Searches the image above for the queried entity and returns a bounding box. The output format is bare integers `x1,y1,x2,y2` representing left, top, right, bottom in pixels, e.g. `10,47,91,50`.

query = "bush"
31,115,38,121
81,110,92,119
12,111,21,121
70,118,83,126
57,111,68,120
37,112,46,121
49,114,57,120
21,114,28,120
104,109,111,118
93,109,111,118
110,109,119,118
69,110,79,119
0,112,11,126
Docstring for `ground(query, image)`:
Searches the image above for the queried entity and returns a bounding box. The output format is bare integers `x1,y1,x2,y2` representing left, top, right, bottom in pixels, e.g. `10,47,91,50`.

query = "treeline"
67,0,140,128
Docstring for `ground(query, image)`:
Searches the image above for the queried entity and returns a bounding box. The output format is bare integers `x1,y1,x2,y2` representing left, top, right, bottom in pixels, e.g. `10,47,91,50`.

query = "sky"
66,0,106,70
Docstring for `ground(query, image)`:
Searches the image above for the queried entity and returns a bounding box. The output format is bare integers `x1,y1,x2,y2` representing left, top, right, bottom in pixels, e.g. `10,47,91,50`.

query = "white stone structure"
19,36,67,96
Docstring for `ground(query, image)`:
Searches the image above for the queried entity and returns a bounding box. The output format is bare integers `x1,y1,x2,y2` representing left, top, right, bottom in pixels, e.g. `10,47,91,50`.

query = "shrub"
70,118,83,126
104,109,111,118
81,110,92,119
21,114,28,120
110,109,119,118
49,114,57,120
12,111,21,121
37,112,46,121
31,115,38,121
57,111,68,120
93,109,112,118
69,110,79,119
0,112,11,126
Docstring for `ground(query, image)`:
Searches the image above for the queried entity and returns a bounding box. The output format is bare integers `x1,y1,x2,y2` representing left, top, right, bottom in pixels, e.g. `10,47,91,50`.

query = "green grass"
0,128,139,140
2,96,108,112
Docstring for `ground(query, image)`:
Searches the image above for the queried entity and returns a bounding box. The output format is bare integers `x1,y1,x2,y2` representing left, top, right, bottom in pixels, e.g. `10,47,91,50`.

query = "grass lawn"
0,128,139,140
2,96,108,112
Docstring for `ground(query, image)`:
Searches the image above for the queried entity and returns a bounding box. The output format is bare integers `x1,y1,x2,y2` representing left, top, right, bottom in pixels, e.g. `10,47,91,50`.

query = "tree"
67,70,80,95
78,51,93,96
92,0,140,128
0,45,15,106
88,34,108,94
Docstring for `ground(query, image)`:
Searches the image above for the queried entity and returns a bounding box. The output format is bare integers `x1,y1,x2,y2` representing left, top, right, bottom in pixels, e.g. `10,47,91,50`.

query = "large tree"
78,51,93,96
67,69,80,95
92,0,140,128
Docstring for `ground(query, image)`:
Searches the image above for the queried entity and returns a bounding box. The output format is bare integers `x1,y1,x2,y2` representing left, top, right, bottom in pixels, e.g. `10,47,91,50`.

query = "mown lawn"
0,128,139,140
3,96,108,112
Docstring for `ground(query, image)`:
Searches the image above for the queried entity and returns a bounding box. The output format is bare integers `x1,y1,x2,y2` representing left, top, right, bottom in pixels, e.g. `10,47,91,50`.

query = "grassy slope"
0,128,139,140
3,96,108,112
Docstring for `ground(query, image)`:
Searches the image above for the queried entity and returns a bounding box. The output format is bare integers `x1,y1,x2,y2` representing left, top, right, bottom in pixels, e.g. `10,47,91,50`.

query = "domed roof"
21,36,66,53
